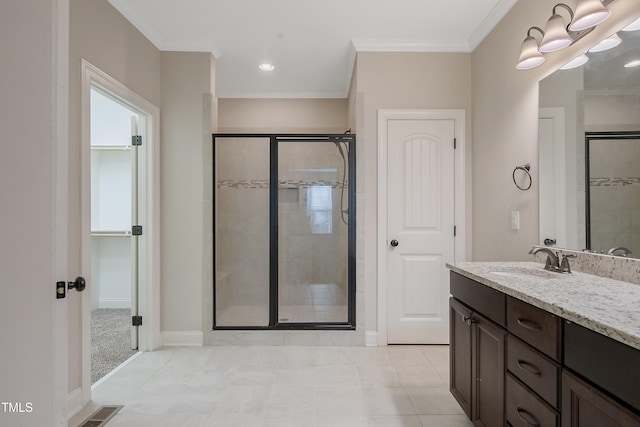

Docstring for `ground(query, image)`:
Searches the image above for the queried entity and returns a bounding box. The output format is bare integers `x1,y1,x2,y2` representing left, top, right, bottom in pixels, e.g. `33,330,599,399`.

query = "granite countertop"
447,261,640,351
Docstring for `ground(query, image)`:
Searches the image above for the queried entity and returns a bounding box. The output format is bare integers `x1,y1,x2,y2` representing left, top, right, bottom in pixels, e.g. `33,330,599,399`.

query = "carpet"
91,309,138,384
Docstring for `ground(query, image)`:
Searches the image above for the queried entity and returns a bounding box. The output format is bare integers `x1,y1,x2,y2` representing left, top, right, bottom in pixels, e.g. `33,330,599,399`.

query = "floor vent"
79,405,123,427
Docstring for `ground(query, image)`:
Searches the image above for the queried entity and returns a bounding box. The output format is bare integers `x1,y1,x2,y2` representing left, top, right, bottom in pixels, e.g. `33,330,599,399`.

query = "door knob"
68,276,86,292
390,239,399,247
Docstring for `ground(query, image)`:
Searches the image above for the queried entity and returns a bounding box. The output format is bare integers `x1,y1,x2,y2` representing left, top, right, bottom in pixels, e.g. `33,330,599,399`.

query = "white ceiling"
108,0,518,98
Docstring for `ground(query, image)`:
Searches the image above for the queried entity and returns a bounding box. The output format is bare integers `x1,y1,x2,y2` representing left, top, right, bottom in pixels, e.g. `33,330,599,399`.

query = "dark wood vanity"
449,271,640,427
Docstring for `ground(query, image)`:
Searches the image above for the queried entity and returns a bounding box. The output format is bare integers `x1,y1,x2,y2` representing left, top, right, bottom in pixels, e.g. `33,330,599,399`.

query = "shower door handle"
390,239,399,247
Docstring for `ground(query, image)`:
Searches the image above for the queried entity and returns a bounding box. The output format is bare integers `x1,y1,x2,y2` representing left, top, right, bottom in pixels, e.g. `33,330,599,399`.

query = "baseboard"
365,330,378,347
67,387,83,420
161,331,204,346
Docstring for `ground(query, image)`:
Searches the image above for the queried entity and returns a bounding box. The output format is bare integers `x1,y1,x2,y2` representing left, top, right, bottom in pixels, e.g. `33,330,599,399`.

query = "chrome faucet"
529,247,575,273
607,246,632,257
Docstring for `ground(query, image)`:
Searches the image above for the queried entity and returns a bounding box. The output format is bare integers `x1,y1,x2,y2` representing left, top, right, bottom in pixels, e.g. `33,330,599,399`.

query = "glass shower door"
214,137,271,327
277,139,350,324
213,134,355,329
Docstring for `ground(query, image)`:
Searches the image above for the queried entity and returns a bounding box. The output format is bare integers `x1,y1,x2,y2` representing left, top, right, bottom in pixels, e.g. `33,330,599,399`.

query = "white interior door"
539,108,566,248
386,118,455,344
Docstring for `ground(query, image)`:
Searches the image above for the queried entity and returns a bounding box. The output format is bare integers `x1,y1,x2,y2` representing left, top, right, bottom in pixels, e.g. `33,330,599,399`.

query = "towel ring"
513,164,532,191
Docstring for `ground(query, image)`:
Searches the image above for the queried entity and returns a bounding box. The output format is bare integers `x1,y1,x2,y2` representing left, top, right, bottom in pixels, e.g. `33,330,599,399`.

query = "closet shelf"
91,231,132,237
91,145,132,151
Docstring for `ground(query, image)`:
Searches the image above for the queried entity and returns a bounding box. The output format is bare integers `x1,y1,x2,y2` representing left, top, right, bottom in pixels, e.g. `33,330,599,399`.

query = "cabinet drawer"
507,296,560,361
450,271,505,327
507,373,559,427
507,335,560,409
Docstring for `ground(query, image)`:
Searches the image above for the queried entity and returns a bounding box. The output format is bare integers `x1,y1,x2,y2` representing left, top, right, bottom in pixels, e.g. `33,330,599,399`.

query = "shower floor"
216,283,347,326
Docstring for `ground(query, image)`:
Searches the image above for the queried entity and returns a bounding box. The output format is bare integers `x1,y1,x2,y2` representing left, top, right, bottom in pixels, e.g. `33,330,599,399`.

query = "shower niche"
212,134,356,329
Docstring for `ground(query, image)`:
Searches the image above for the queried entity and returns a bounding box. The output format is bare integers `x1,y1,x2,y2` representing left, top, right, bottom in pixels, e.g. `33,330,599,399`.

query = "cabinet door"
562,370,640,427
473,312,506,427
450,297,473,418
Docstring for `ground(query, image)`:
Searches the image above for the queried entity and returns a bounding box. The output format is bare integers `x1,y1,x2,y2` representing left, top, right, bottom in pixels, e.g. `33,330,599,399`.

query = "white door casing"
80,60,161,404
378,109,466,346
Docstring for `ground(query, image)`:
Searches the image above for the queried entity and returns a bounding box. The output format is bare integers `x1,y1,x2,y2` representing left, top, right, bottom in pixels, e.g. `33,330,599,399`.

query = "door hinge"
454,138,457,149
454,225,457,237
132,135,142,146
132,316,143,326
132,225,143,236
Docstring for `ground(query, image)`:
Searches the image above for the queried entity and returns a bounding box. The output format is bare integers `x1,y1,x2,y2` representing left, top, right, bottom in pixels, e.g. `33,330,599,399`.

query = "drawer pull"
516,407,540,427
517,318,542,332
516,359,542,376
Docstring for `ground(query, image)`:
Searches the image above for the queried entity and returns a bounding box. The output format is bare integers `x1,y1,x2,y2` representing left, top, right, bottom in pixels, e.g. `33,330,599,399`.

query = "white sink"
489,268,555,280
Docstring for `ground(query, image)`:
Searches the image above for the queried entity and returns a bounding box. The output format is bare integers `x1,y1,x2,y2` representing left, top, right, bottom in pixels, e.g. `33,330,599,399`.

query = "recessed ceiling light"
624,59,640,68
258,63,275,71
622,17,640,31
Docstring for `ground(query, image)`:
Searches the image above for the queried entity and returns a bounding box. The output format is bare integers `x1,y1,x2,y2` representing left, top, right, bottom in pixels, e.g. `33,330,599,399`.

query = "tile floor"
70,345,472,427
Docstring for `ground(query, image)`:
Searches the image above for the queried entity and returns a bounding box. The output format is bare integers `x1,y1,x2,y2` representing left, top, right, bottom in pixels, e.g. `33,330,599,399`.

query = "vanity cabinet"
449,270,640,427
450,272,506,427
505,296,560,427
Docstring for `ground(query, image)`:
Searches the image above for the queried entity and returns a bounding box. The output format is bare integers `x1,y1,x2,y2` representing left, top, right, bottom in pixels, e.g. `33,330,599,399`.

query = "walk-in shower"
212,134,355,329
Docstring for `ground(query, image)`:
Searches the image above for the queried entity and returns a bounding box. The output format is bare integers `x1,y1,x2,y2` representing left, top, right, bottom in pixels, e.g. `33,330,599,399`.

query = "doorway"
80,60,161,403
89,87,141,383
377,110,466,345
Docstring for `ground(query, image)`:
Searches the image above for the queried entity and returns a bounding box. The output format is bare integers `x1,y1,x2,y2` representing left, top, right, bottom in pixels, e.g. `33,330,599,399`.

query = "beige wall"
471,0,640,261
160,51,215,333
218,98,348,133
354,52,473,335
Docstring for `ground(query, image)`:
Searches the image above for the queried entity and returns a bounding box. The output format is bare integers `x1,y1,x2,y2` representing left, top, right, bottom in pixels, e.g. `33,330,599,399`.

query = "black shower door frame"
585,131,640,251
212,134,356,330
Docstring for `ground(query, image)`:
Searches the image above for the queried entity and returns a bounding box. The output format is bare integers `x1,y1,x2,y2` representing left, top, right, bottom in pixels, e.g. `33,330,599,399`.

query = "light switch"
511,211,520,230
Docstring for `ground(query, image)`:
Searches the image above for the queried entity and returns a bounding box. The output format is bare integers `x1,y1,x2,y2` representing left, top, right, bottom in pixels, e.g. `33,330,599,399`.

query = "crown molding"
352,39,471,53
468,0,518,50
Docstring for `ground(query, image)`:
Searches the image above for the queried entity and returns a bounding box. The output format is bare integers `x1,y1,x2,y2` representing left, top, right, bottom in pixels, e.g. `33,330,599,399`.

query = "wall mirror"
539,28,640,258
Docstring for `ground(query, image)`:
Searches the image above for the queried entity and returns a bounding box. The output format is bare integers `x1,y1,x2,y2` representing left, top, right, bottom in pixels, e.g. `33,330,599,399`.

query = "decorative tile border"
590,177,640,187
217,179,347,189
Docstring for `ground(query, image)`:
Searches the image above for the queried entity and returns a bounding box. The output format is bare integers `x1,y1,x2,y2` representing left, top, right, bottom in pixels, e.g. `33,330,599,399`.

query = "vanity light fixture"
622,17,640,31
588,33,622,52
516,0,614,71
539,4,575,53
569,0,611,31
560,53,589,69
624,59,640,68
258,63,275,71
516,27,546,70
